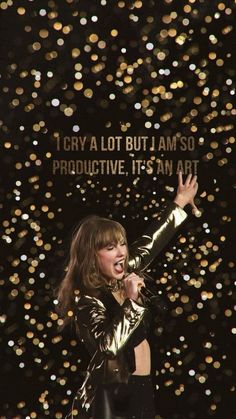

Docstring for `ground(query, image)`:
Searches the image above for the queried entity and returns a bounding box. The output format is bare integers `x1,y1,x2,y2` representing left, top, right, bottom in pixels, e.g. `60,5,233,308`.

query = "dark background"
0,1,235,418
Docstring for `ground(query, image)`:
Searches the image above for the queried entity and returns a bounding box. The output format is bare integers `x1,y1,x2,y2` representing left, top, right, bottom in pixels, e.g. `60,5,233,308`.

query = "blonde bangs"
94,220,126,250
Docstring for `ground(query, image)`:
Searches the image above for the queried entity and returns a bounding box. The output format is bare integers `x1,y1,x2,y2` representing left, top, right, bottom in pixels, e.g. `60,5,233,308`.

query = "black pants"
125,375,156,419
93,375,156,419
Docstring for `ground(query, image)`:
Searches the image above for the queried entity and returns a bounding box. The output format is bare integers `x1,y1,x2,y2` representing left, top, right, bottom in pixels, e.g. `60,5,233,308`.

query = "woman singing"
57,172,198,419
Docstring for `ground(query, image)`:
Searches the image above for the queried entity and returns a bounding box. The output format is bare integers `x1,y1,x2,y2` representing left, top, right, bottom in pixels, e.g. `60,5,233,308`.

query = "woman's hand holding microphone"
123,272,145,301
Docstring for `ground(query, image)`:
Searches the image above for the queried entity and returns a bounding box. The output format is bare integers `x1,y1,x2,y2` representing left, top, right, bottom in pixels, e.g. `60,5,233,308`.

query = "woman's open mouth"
114,260,124,274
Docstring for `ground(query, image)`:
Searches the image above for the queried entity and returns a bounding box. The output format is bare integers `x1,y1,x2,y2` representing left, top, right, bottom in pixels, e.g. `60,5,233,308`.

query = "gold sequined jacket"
69,202,187,416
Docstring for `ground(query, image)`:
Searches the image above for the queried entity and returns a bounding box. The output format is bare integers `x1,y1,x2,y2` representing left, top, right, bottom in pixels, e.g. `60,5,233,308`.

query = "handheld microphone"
139,286,168,312
123,271,168,312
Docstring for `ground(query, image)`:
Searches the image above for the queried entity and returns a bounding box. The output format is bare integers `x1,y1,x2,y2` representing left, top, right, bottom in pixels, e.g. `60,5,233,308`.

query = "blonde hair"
56,215,128,324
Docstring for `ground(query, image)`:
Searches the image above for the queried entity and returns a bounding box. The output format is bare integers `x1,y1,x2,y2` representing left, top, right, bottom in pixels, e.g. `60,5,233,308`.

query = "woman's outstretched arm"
128,172,198,272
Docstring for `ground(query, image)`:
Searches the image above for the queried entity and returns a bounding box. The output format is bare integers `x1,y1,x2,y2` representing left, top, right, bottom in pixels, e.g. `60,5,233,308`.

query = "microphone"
123,271,168,313
139,286,168,313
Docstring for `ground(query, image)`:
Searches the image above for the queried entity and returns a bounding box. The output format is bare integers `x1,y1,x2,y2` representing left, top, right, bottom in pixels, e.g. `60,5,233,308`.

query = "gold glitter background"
0,0,235,418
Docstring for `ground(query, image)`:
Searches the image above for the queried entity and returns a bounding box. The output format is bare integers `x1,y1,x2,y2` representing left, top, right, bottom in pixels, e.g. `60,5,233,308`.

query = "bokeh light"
0,0,235,418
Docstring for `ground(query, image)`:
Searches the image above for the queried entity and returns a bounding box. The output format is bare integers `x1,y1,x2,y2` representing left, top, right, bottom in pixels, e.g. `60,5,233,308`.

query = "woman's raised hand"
123,272,145,301
174,171,200,215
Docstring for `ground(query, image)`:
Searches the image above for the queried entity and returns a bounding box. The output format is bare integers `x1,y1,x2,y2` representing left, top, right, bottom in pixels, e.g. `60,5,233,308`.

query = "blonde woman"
57,172,198,419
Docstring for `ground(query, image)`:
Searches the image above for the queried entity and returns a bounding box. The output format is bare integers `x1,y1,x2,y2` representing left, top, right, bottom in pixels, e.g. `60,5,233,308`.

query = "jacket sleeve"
76,295,146,357
128,202,187,272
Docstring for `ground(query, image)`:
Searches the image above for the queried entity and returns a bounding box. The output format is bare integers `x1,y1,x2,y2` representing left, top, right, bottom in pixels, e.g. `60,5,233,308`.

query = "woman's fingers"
124,273,144,285
178,172,198,190
178,170,183,187
174,173,198,209
123,273,145,300
190,175,198,186
185,173,193,187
